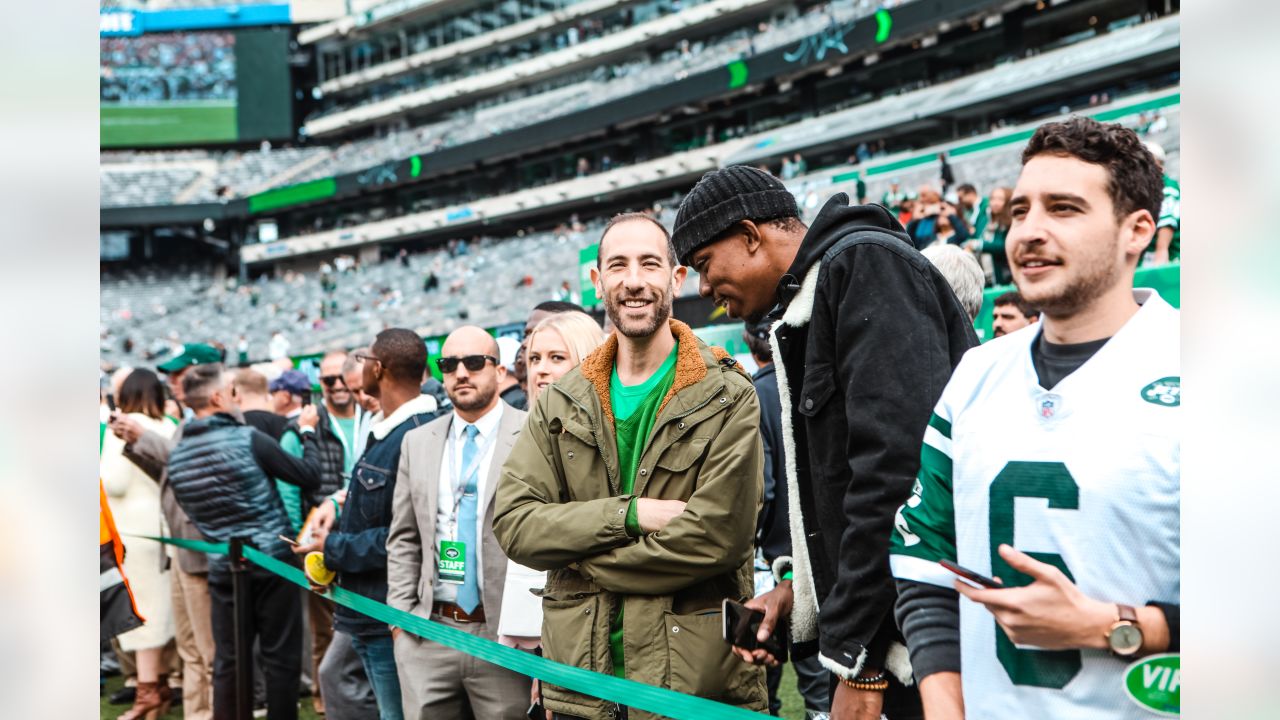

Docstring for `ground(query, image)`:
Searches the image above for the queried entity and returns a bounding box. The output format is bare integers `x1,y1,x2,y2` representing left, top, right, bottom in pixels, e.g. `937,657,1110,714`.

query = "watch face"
1110,623,1143,654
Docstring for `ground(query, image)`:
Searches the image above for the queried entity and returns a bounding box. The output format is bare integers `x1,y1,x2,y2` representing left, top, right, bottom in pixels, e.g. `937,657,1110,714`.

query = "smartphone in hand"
722,599,787,662
939,559,1002,589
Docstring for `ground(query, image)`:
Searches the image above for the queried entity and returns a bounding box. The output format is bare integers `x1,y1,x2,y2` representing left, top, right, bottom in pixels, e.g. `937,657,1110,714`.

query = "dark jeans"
208,565,303,720
793,653,831,712
350,633,404,720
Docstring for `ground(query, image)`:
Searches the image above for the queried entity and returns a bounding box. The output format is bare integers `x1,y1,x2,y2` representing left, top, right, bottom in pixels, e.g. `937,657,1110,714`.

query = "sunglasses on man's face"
436,355,498,374
320,375,347,388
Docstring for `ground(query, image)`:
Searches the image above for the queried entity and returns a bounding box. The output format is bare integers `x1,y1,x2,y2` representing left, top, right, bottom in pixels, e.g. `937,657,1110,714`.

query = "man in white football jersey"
890,116,1179,719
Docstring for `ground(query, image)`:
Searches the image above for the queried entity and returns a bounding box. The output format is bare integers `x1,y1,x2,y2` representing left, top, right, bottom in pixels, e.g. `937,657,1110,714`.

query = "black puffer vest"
168,413,292,576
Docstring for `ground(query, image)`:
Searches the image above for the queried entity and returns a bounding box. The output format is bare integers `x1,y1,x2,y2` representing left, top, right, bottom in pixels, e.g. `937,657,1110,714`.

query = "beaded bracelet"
840,671,890,692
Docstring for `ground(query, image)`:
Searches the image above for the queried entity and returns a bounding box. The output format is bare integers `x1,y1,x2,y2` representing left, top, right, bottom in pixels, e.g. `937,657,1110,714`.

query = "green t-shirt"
278,414,360,533
278,430,306,533
331,415,358,478
607,342,678,678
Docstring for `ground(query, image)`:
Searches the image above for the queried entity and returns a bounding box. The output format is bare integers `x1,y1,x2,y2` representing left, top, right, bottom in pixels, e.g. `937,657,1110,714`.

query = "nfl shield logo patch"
1037,393,1062,420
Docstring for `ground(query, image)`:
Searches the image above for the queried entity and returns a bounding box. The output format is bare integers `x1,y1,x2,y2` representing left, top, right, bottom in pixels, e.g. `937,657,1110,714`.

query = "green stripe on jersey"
928,412,952,439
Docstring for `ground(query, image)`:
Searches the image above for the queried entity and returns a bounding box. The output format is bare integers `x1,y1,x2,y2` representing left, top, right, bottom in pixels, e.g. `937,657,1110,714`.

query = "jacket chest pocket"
553,417,609,499
798,368,836,419
351,462,391,525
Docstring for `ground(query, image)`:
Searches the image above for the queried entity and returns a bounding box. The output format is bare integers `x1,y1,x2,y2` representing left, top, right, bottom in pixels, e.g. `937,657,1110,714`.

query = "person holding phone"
890,118,1179,719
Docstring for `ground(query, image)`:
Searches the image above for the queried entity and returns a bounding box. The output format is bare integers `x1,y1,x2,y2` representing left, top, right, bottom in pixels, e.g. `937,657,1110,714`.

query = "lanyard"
444,419,498,539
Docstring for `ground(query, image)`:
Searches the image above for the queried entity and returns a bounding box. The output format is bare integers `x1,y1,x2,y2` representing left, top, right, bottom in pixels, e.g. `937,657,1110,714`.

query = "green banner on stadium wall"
249,177,338,214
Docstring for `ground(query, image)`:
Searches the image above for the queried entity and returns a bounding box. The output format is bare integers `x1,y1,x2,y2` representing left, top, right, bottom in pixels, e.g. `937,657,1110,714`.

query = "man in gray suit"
387,325,531,720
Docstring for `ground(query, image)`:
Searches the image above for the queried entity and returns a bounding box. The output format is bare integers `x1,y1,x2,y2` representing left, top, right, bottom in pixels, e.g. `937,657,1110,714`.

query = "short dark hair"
182,363,226,411
993,291,1039,319
957,183,978,196
742,321,773,363
598,212,677,267
533,300,587,315
372,328,427,384
1021,116,1162,221
118,368,167,420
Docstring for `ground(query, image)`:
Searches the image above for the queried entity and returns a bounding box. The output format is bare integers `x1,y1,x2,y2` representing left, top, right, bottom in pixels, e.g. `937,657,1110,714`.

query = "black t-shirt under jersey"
1031,333,1110,390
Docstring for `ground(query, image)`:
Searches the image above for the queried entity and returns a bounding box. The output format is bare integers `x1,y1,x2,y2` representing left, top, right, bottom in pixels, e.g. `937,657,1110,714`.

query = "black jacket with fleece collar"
766,195,976,688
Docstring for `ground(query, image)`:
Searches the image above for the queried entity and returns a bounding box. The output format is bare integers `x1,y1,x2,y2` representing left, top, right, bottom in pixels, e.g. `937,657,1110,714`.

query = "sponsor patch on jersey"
1140,377,1180,407
1124,653,1180,716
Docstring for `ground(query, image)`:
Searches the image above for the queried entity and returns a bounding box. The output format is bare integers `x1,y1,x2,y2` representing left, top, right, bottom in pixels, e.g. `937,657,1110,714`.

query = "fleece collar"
773,193,906,313
578,318,710,425
369,394,438,440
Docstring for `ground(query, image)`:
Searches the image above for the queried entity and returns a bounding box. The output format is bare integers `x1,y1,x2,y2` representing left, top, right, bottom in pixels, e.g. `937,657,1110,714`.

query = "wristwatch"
1106,604,1143,657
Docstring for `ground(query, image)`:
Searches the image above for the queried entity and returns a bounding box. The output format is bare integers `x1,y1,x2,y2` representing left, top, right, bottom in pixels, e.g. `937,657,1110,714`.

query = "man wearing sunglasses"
388,325,531,720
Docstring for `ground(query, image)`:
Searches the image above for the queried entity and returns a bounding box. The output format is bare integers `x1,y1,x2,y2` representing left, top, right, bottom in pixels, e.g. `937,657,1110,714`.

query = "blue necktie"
456,424,481,613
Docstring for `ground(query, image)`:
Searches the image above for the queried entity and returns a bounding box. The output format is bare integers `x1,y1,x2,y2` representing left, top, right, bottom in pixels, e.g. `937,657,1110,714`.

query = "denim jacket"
324,395,441,637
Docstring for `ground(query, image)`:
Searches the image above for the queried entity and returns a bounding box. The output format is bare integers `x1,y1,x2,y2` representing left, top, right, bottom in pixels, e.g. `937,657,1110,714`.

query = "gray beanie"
671,165,799,266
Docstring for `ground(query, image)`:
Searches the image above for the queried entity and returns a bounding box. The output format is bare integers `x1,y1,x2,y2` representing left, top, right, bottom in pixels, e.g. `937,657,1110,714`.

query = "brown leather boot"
117,680,172,720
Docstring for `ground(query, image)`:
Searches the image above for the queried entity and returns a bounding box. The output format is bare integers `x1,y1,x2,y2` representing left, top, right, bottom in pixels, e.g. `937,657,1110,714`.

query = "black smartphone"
722,599,787,662
526,700,544,720
301,392,312,407
105,393,117,412
939,559,1002,589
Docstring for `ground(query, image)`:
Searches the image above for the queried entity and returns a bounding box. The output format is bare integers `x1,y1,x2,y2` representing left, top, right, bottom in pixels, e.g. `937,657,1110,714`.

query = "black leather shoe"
109,686,136,705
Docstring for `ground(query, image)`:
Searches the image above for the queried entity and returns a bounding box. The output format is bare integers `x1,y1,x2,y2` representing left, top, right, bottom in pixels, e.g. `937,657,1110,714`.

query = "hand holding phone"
722,599,787,663
940,559,1003,589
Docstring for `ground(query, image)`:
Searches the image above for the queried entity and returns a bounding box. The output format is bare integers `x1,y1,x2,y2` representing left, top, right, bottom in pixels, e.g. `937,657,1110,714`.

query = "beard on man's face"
604,283,674,339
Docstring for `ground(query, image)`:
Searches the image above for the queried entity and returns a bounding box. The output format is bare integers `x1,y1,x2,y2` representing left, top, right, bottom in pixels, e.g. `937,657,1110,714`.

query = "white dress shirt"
432,401,504,602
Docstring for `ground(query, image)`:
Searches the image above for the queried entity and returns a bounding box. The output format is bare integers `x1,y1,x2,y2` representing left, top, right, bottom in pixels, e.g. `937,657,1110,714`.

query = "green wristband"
329,496,341,519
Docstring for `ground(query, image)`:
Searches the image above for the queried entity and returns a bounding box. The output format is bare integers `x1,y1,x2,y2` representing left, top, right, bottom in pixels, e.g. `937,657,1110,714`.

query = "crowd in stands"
100,101,1180,375
101,31,236,104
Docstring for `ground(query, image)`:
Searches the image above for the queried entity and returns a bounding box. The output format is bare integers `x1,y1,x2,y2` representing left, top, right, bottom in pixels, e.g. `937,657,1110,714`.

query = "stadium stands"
99,0,888,206
98,8,1177,209
100,95,1180,367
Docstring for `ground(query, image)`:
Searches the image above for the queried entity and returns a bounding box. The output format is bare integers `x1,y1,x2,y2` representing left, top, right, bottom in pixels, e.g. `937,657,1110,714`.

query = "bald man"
387,326,530,720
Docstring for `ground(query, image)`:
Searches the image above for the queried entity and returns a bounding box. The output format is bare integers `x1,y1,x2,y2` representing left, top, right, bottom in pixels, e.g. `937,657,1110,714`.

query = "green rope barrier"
136,535,765,719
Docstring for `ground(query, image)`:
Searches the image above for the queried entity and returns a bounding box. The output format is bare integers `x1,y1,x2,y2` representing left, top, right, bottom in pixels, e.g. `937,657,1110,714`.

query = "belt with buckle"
432,601,485,623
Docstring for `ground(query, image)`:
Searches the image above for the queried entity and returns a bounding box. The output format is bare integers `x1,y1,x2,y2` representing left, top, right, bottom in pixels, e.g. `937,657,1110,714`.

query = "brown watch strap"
1117,604,1138,623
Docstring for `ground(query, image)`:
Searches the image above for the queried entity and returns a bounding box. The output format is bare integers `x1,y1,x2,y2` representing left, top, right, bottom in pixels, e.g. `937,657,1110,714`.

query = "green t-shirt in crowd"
278,412,361,533
278,430,306,533
331,415,358,478
607,342,678,678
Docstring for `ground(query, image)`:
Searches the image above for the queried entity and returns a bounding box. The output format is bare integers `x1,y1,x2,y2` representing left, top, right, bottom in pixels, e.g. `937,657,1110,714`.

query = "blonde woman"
524,311,607,406
102,369,179,720
497,312,605,654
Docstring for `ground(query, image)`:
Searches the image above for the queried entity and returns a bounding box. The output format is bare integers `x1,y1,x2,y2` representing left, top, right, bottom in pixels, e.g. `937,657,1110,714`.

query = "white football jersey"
891,289,1180,719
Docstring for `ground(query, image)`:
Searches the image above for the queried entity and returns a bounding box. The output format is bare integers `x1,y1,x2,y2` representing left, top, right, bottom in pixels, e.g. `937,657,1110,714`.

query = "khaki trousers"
308,592,335,699
394,614,531,720
171,566,216,720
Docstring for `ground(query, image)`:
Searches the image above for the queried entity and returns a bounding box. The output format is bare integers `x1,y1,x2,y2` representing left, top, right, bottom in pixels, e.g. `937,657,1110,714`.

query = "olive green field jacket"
494,319,767,719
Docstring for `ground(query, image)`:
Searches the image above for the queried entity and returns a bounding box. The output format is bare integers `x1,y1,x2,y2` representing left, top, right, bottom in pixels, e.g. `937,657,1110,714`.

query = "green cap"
157,343,222,373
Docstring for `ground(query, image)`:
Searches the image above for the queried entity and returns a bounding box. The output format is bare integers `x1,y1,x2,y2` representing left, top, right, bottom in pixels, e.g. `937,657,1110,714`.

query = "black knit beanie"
671,165,799,266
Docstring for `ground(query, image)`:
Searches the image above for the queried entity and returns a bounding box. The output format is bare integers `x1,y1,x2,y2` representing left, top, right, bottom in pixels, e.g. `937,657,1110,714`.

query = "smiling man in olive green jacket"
494,214,766,719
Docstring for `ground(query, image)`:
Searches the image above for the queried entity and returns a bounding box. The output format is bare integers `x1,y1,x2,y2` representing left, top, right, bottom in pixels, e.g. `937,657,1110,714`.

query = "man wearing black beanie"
673,165,977,720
